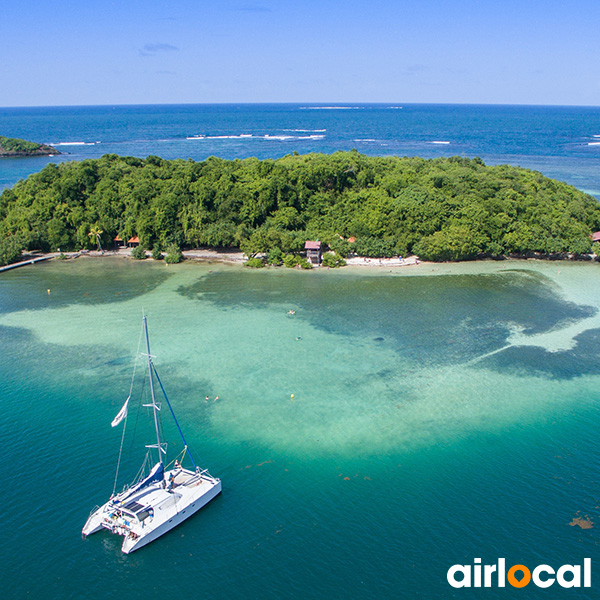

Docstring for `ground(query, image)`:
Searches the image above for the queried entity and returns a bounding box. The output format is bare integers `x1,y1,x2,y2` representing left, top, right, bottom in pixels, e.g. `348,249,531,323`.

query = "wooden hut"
127,236,140,248
304,240,322,265
114,235,124,248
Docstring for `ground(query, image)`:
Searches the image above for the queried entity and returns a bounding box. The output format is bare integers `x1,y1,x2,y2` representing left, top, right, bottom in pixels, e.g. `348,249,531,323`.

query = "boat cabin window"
124,499,153,521
137,509,152,521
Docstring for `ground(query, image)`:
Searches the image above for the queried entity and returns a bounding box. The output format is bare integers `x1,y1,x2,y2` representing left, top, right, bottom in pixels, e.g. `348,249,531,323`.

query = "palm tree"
88,226,104,252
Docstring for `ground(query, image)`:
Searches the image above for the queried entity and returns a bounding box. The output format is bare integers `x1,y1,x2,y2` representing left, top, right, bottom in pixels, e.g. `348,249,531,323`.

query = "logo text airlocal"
447,558,591,589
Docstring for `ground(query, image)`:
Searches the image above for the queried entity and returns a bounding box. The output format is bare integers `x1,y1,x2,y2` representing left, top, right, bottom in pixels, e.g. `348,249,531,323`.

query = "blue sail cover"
128,462,164,495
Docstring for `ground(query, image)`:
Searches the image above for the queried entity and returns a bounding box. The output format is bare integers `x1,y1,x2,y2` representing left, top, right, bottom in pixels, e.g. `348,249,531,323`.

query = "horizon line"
1,101,600,110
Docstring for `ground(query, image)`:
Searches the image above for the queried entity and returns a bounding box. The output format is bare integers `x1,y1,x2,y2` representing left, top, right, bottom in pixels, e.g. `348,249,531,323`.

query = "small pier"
0,254,54,273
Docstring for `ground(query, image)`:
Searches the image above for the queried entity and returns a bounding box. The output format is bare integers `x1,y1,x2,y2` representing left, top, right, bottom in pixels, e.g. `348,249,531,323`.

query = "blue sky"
1,0,599,106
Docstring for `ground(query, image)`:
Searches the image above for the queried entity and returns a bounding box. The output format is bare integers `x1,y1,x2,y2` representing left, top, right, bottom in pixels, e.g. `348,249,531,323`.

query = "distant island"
1,151,599,266
0,135,59,158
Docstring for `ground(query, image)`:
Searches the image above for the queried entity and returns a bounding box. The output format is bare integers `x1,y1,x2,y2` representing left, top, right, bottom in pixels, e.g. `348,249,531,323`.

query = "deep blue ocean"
1,103,600,199
1,105,600,599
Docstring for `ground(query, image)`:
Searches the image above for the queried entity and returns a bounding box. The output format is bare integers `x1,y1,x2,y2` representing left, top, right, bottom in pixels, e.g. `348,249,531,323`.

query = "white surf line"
49,141,96,146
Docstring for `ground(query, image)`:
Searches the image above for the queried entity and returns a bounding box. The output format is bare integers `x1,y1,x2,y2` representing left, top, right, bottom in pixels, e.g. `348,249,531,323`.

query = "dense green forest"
0,135,59,157
1,151,599,265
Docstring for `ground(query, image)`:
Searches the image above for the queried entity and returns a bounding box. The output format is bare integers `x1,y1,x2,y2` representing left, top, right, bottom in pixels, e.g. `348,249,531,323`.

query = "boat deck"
114,469,214,519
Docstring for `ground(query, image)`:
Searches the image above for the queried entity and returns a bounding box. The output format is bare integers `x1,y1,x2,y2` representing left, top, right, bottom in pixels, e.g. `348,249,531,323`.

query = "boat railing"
180,469,219,487
200,469,219,482
195,467,214,478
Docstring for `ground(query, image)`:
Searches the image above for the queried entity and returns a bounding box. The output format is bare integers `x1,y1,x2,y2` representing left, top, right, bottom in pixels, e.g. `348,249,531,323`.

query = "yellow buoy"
47,289,51,294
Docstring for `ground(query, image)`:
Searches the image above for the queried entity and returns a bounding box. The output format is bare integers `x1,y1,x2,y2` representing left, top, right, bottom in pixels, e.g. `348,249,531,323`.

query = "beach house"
304,240,322,265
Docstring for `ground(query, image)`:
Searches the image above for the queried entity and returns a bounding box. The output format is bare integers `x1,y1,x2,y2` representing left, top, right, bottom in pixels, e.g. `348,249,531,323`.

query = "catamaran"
82,315,221,554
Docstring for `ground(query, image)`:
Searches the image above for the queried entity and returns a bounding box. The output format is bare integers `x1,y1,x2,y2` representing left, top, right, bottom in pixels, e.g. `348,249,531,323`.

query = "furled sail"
127,462,165,495
111,396,130,427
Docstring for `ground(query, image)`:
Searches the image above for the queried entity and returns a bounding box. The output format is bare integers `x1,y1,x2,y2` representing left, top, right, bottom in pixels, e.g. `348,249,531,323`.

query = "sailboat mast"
143,315,163,463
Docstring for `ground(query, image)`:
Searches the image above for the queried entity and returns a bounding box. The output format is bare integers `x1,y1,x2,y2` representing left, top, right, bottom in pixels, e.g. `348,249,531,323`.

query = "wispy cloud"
234,5,272,12
139,43,179,57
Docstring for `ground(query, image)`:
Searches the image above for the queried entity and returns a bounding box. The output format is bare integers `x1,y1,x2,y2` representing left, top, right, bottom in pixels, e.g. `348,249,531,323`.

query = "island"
1,151,599,266
0,135,59,158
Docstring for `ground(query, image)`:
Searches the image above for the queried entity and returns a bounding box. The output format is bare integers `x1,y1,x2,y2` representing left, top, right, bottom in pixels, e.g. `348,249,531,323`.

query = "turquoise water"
2,103,600,597
1,258,599,598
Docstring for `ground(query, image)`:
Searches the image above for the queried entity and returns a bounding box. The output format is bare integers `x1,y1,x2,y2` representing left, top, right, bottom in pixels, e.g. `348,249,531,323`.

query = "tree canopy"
1,151,599,264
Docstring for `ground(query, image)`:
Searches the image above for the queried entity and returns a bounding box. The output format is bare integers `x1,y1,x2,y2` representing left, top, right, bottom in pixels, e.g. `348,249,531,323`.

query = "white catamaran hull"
84,471,221,553
122,479,221,553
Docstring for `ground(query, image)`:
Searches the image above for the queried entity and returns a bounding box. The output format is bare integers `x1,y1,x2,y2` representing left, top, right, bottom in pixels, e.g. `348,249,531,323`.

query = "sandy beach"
12,248,595,274
12,248,428,269
344,255,420,267
30,248,247,264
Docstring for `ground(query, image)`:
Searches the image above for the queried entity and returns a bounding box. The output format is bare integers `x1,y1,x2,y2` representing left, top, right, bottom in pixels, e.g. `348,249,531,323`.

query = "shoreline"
5,247,599,274
11,248,430,270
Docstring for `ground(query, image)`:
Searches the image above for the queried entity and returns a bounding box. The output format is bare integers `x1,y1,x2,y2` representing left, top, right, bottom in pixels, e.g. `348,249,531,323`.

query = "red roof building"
591,232,600,243
304,241,322,250
127,236,140,247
